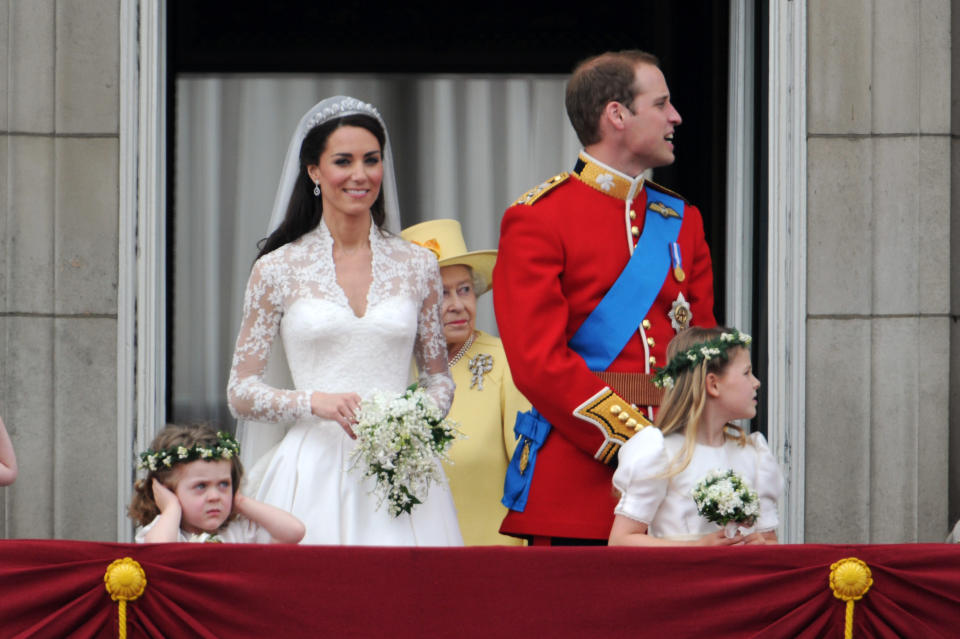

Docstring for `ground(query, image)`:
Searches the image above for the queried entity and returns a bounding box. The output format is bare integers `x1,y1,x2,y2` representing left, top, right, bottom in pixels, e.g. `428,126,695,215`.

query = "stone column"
0,0,120,540
806,0,951,542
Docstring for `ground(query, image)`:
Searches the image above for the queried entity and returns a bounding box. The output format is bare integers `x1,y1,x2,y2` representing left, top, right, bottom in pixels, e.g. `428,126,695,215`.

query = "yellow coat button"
642,319,651,329
631,226,639,237
646,337,655,347
629,209,637,220
649,356,656,365
610,405,622,415
617,411,630,422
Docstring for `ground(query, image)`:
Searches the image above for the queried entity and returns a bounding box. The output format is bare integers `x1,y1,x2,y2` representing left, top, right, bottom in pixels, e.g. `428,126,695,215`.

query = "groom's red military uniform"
493,153,716,540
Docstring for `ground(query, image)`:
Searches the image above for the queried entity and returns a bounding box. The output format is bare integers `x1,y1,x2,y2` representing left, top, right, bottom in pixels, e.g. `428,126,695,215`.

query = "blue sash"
502,186,685,512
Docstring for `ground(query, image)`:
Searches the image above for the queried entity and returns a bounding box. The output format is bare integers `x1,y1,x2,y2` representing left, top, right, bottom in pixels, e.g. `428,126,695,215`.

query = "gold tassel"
104,557,147,639
829,557,873,639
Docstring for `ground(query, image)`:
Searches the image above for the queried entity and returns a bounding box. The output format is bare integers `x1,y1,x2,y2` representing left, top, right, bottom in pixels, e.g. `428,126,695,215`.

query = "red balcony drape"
1,540,958,638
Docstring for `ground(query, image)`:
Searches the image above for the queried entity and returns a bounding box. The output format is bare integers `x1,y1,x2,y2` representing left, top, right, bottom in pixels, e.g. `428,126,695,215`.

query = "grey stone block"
804,318,871,543
0,1,9,132
0,136,7,312
2,316,56,539
873,0,920,133
9,0,55,133
53,317,117,541
54,137,118,315
54,0,119,134
919,0,951,133
917,136,950,314
954,0,960,133
872,137,920,314
952,141,960,316
870,317,948,542
806,137,873,315
807,0,872,134
949,319,960,528
915,317,949,541
8,135,55,314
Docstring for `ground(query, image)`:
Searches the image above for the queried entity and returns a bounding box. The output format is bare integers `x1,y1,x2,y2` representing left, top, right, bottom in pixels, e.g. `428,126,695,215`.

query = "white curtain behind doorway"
173,74,579,427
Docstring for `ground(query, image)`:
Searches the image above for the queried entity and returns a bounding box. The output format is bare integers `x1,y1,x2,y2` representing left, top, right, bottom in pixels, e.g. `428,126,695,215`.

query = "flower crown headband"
137,431,240,472
302,97,383,141
652,329,752,390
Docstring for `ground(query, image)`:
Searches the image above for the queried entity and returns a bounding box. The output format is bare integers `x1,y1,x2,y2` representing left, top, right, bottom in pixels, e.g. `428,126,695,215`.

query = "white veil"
236,96,402,473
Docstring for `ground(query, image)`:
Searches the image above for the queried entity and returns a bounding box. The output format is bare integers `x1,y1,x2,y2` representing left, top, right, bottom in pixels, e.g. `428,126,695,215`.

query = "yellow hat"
400,219,497,295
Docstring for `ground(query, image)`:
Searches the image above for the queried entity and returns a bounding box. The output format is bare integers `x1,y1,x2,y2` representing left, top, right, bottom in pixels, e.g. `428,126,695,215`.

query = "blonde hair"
128,423,244,528
655,326,749,477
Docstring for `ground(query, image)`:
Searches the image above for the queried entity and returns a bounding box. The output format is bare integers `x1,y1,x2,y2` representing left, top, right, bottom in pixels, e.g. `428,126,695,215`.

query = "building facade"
0,0,956,542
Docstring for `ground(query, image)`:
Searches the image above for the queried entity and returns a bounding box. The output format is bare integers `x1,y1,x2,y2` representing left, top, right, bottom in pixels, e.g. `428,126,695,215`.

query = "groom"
494,50,716,545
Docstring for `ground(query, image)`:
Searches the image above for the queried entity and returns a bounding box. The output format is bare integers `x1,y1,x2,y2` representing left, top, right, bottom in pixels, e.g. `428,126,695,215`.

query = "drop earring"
313,183,320,197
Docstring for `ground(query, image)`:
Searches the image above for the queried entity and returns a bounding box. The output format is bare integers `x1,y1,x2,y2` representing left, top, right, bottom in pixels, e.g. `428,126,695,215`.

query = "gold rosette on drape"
104,557,147,639
829,557,873,639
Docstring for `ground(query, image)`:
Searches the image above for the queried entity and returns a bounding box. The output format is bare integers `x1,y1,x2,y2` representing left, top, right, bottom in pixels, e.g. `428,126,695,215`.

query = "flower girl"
608,327,782,546
129,424,304,543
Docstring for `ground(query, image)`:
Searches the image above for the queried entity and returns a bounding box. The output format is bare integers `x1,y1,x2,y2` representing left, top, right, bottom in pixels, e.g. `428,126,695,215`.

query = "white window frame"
118,0,807,542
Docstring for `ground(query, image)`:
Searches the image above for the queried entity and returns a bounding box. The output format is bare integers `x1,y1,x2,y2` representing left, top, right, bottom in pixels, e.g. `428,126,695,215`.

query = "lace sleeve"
227,257,312,422
413,252,455,416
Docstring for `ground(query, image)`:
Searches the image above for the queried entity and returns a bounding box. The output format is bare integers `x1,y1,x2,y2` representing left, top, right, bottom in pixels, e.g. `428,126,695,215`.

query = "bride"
227,96,462,545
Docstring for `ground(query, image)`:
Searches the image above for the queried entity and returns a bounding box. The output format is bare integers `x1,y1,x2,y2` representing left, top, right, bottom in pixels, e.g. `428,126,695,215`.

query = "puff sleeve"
749,432,783,533
612,427,669,524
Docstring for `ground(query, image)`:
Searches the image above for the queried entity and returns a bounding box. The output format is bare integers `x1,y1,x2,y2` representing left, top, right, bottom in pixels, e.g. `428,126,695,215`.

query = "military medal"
670,242,685,282
669,292,692,332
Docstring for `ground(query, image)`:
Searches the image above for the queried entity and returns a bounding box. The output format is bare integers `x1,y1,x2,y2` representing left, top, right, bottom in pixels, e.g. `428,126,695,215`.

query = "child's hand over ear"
152,479,181,514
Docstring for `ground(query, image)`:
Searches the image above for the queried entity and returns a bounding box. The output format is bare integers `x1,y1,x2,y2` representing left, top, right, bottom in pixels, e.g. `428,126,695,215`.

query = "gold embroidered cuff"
574,387,652,464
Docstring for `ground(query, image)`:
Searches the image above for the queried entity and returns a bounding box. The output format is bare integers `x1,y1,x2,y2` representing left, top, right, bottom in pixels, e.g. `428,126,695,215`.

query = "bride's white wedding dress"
228,219,462,545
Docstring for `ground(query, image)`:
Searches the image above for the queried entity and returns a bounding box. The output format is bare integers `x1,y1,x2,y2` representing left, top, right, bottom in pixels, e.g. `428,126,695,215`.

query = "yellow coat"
444,331,530,546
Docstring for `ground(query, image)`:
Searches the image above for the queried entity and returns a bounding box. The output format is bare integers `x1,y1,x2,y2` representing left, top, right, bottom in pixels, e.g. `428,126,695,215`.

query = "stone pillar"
951,0,960,529
0,0,120,540
806,0,951,542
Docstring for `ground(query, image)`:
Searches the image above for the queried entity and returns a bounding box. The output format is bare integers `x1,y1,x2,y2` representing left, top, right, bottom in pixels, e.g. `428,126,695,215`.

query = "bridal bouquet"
691,469,759,537
350,385,461,517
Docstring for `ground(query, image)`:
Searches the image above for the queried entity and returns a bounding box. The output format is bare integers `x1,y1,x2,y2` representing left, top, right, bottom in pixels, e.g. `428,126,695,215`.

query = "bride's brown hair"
256,114,387,261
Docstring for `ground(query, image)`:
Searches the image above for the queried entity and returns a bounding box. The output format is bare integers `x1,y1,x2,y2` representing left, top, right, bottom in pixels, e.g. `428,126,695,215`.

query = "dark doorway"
165,1,740,425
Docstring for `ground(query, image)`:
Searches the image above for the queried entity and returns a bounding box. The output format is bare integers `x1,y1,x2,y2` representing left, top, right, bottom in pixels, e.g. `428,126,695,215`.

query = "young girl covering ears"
608,327,783,546
129,424,305,543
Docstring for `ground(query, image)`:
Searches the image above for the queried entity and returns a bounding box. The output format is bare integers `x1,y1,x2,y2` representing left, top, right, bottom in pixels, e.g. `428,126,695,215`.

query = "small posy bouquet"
692,469,760,537
350,385,461,517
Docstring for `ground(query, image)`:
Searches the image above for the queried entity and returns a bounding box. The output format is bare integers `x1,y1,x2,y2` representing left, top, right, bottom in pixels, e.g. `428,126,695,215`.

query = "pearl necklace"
448,332,476,367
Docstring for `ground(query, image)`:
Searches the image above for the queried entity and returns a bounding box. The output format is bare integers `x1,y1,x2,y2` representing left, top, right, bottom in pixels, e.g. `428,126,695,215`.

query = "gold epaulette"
512,172,570,206
644,179,689,204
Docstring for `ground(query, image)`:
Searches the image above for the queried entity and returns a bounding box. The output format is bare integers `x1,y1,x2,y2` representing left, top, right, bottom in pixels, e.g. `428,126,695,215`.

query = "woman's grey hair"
469,267,487,295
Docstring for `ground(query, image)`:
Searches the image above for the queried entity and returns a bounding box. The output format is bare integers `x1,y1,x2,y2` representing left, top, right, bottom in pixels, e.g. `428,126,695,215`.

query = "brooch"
648,201,680,219
668,292,692,332
468,353,493,390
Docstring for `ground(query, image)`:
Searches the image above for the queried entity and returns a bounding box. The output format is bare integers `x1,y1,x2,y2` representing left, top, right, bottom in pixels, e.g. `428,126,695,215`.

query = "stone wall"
0,0,120,540
806,0,952,542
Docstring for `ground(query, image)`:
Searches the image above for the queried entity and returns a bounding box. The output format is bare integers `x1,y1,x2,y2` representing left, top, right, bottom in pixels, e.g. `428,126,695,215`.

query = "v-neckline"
325,218,375,320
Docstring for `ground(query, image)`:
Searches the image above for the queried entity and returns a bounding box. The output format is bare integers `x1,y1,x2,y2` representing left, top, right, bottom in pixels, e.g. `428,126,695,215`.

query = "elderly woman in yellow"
402,219,529,546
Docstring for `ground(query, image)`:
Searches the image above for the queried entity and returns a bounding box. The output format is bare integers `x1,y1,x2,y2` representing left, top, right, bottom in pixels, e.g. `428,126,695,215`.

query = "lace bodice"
228,219,454,423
